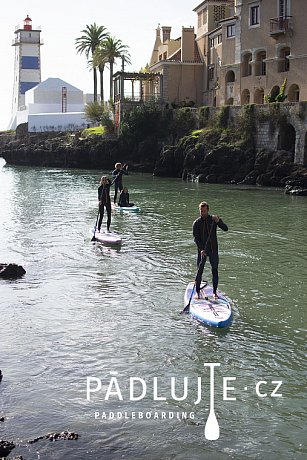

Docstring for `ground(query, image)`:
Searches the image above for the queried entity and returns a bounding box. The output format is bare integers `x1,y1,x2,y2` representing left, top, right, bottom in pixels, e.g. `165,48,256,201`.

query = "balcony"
270,16,292,37
12,37,44,46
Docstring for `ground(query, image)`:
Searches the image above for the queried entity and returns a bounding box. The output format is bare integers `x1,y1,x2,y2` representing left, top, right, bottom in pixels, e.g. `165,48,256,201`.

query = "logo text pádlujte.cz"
86,363,282,403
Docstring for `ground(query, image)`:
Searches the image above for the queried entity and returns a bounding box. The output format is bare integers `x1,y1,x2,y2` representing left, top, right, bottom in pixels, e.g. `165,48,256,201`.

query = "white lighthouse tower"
10,15,43,128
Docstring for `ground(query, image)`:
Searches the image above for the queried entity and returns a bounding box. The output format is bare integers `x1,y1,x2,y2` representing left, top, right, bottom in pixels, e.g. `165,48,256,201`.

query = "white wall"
15,109,29,127
27,103,85,114
26,88,83,105
20,42,40,56
83,93,101,104
27,112,90,132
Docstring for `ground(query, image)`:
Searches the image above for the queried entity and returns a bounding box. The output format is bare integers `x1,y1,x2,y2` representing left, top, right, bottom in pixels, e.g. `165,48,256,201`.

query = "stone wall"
196,102,307,166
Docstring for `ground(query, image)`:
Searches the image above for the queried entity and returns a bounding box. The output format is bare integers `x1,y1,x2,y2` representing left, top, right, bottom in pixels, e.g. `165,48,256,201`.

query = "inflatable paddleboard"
184,282,232,328
113,204,140,213
90,229,122,246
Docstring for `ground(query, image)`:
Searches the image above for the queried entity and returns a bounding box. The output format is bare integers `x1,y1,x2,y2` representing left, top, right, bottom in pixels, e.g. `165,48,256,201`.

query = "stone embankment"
1,126,307,194
0,129,121,170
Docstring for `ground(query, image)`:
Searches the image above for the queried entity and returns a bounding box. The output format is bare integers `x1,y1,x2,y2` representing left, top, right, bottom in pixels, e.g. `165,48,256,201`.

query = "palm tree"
75,23,109,102
102,36,131,101
92,45,109,104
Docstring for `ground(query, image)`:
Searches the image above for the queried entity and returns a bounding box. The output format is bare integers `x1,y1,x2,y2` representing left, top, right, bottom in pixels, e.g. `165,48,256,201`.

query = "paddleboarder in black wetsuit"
192,201,228,299
112,162,128,204
97,176,112,232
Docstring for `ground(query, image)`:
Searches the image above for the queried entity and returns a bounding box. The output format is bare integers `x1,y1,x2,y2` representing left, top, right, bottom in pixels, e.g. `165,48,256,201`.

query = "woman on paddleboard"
97,176,112,232
192,201,228,300
118,187,134,207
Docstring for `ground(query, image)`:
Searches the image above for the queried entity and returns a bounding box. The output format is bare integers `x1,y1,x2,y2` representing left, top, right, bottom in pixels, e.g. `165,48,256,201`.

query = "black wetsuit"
112,168,128,203
192,214,228,294
118,191,134,207
98,181,111,231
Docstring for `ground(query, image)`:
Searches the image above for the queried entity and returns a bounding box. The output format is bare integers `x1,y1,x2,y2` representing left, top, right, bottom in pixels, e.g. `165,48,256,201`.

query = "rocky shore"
0,370,78,458
1,122,307,194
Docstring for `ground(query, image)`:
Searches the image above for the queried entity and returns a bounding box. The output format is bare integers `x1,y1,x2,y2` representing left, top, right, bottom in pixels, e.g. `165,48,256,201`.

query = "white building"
15,77,89,132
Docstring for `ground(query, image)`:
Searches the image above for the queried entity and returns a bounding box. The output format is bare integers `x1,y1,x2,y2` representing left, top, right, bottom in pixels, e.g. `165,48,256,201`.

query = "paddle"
204,363,220,440
181,221,216,314
91,210,100,241
181,256,205,314
110,172,120,186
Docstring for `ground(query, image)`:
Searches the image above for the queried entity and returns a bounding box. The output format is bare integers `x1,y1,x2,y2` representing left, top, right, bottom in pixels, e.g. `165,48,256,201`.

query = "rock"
0,440,15,457
0,264,26,278
29,431,79,443
285,186,307,196
240,171,257,185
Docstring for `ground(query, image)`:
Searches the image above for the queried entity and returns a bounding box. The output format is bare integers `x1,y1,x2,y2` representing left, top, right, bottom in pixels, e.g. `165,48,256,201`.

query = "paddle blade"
181,282,196,314
204,411,220,440
91,228,97,241
180,302,191,314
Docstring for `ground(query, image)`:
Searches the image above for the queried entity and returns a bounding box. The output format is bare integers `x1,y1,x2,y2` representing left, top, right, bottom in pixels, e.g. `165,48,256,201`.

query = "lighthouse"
10,15,43,127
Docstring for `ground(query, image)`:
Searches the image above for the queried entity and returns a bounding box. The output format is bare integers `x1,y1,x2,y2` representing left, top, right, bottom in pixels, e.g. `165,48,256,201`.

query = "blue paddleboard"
184,282,232,328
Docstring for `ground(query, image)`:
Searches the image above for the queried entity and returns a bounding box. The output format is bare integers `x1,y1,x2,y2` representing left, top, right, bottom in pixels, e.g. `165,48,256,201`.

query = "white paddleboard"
184,282,232,328
113,204,140,213
90,229,122,246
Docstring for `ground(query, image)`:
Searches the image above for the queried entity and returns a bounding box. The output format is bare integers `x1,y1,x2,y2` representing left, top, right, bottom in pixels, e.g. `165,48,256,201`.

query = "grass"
81,125,106,137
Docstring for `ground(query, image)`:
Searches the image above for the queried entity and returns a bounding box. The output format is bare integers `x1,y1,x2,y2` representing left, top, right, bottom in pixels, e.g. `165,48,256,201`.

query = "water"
0,158,306,459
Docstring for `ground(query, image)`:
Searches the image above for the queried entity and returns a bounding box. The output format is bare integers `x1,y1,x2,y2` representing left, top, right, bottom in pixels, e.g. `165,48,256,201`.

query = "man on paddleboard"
112,162,128,204
192,201,228,300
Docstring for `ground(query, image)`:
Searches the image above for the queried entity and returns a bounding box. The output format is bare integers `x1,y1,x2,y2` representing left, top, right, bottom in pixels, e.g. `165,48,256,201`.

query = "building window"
198,8,207,27
208,67,214,80
279,0,290,18
203,8,207,25
217,34,222,44
214,5,226,23
242,52,252,77
284,53,290,71
260,53,266,75
278,47,290,72
250,5,260,26
210,38,215,48
227,24,235,38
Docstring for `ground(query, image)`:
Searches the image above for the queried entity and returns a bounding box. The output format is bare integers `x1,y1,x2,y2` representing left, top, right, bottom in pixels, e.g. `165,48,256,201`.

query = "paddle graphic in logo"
204,363,220,440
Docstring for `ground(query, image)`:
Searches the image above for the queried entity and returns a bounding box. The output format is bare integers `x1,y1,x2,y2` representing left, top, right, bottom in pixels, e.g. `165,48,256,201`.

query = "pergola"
113,71,164,133
113,71,163,104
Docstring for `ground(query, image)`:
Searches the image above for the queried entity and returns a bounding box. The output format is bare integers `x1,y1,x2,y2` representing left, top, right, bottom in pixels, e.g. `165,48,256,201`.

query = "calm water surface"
0,158,306,459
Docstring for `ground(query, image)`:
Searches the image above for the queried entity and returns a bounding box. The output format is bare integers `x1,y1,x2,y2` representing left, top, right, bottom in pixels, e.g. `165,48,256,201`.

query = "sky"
0,0,197,131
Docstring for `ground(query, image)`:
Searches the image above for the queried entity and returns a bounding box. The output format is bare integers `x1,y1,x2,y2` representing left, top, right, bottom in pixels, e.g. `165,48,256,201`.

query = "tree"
75,23,109,102
275,78,288,102
92,45,109,104
102,36,131,100
265,78,288,103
